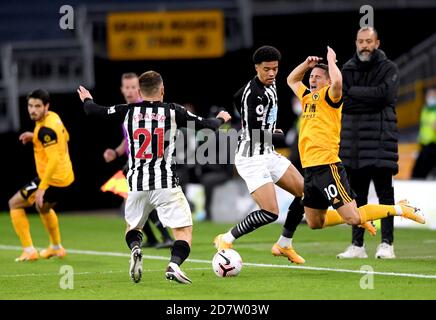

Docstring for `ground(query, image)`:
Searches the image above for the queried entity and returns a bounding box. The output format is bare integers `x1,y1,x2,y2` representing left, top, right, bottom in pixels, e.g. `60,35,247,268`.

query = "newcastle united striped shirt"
83,99,224,191
234,76,278,157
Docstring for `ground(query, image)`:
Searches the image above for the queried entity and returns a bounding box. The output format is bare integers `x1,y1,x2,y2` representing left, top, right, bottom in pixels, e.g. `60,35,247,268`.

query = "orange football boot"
15,249,39,262
213,234,233,251
271,243,305,264
40,246,67,259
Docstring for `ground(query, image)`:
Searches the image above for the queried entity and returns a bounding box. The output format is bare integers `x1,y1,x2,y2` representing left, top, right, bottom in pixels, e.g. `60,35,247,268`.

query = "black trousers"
345,167,395,246
200,170,231,220
412,144,436,178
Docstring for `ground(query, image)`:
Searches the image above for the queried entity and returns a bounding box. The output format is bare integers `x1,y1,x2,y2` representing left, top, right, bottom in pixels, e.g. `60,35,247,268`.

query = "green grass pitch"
0,212,435,300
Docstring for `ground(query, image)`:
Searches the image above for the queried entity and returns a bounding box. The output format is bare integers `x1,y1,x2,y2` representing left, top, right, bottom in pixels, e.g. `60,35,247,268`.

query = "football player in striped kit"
78,71,231,284
102,72,174,249
213,46,307,264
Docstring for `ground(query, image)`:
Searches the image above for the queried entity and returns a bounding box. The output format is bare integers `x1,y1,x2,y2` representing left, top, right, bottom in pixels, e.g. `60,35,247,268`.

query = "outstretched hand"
19,131,34,144
77,85,93,102
217,111,232,123
103,148,117,163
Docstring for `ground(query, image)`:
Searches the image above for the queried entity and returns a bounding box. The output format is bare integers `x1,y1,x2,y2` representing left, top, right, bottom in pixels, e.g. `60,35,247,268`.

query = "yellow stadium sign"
107,10,224,60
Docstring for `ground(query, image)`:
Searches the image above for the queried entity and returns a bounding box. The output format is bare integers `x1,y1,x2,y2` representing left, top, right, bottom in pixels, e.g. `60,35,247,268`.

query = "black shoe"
155,239,174,249
141,241,158,248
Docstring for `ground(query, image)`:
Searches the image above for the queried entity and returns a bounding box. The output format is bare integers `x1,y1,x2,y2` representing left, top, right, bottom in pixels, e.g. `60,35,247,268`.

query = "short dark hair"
138,71,163,96
252,46,281,64
27,89,50,105
313,63,330,78
121,72,138,81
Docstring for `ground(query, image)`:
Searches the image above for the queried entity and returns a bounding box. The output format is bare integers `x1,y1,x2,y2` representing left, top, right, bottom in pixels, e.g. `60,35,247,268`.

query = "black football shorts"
302,162,356,210
20,177,73,204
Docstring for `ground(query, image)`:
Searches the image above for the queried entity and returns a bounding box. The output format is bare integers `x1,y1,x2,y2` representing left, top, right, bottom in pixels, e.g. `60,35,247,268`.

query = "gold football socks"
39,209,61,245
10,208,33,248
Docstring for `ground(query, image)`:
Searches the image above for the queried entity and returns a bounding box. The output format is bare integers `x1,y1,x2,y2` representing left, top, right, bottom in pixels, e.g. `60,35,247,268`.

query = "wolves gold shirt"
33,111,74,190
296,84,343,168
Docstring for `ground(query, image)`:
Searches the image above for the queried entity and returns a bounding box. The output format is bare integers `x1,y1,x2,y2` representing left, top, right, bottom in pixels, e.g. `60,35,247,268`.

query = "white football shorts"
235,151,291,193
125,186,192,230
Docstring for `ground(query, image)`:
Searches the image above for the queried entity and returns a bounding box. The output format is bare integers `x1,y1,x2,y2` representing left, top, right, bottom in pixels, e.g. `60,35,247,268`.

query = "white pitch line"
1,244,435,280
0,267,211,278
0,270,125,278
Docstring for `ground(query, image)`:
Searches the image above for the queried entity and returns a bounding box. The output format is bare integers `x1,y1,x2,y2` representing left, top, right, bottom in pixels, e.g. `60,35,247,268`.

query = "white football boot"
375,243,396,259
129,246,143,283
165,262,192,284
337,245,368,259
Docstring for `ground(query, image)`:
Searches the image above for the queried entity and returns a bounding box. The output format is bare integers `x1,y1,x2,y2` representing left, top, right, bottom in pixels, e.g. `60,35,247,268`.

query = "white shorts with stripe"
235,151,291,193
125,186,192,230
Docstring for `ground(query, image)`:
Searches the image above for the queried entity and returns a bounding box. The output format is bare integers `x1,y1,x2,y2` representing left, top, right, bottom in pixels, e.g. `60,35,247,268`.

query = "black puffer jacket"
340,49,400,174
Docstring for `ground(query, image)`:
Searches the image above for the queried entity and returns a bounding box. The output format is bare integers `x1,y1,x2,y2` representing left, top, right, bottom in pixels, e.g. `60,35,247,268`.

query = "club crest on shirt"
42,134,57,146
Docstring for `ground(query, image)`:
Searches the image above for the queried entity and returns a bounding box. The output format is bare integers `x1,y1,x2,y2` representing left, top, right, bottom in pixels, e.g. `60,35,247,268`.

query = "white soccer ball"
212,249,243,277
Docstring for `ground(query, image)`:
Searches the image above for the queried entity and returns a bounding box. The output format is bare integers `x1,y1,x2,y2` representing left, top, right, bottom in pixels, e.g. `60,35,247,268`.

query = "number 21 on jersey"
133,128,164,159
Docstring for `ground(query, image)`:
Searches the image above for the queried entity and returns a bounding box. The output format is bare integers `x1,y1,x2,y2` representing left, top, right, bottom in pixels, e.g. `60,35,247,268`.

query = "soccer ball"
212,249,243,277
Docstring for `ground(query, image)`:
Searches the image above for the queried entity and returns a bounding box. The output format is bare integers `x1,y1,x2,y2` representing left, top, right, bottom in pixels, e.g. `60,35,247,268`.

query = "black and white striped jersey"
83,99,224,191
234,76,278,157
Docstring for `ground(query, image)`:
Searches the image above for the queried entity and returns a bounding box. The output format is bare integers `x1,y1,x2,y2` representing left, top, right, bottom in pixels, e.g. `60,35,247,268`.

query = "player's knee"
264,210,279,222
294,189,304,198
8,197,19,210
38,206,50,214
306,218,323,229
172,226,192,245
261,207,279,216
8,198,14,209
296,182,304,197
308,223,323,229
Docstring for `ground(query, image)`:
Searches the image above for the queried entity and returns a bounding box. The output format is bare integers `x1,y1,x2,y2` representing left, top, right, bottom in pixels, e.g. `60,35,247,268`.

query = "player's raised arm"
77,85,127,117
326,46,342,100
174,104,231,130
287,56,322,96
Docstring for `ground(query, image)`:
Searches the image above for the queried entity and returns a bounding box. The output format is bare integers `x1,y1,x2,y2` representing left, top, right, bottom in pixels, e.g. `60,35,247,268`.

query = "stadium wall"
1,8,436,212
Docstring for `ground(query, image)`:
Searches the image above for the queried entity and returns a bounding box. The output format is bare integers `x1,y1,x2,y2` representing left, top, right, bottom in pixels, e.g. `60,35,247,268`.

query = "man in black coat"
337,27,400,259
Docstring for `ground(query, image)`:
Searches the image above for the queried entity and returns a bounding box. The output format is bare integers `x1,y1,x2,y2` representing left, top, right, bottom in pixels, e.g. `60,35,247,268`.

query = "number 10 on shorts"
324,184,338,200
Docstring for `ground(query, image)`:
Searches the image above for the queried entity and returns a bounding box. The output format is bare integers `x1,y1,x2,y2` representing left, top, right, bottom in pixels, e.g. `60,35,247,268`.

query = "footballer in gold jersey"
286,46,424,234
8,89,74,261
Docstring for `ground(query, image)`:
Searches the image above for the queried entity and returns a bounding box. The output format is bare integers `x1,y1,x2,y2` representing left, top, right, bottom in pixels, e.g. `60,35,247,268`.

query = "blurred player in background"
78,71,231,284
102,72,174,249
412,87,436,179
8,89,74,261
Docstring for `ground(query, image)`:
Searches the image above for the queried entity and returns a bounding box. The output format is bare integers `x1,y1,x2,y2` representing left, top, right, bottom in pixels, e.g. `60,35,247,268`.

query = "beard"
357,50,372,62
